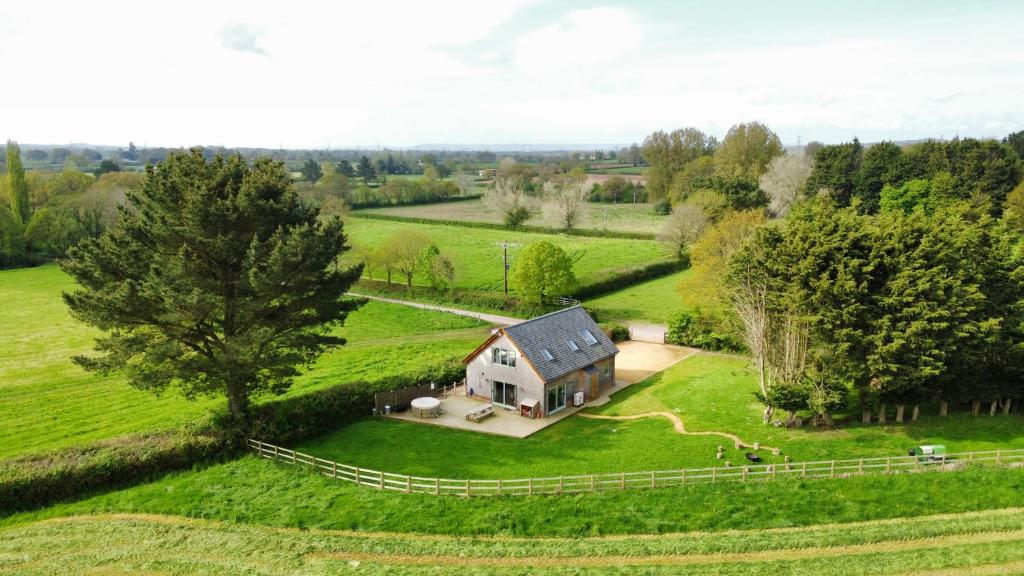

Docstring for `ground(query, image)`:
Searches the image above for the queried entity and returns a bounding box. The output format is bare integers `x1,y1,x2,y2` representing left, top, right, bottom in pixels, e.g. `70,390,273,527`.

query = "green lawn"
357,198,669,235
585,269,696,324
5,454,1024,538
0,265,490,459
289,353,1024,479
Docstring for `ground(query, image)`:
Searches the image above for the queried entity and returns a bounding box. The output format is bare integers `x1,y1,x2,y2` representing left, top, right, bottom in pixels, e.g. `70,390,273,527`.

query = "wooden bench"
466,404,495,423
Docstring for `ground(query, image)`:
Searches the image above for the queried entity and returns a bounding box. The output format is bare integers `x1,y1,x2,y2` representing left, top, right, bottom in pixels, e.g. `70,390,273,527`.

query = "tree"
6,141,31,225
487,176,533,227
379,231,431,286
687,209,767,307
853,141,907,213
336,161,354,178
454,171,476,197
1005,181,1024,232
641,128,717,200
658,203,708,259
759,153,812,218
510,241,577,304
1003,130,1024,160
94,159,121,178
668,156,715,203
543,169,588,230
356,156,376,183
60,150,363,420
300,159,323,185
687,189,729,222
803,139,863,206
713,122,784,182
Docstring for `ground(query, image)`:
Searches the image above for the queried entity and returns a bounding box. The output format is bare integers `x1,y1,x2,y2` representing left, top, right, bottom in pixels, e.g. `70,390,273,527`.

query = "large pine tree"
61,150,363,419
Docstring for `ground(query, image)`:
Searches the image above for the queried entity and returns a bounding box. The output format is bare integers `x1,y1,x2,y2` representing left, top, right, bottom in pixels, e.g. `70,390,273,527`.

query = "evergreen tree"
6,141,31,225
61,150,363,419
300,159,323,184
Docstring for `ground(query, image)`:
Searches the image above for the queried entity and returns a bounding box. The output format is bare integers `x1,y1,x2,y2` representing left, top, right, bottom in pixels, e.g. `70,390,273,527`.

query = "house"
462,306,619,418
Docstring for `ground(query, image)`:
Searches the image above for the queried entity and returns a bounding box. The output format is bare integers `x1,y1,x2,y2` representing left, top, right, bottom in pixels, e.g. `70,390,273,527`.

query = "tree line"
654,126,1024,426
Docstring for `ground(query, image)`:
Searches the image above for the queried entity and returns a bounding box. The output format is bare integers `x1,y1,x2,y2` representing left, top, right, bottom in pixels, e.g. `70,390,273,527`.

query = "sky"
1,0,1022,149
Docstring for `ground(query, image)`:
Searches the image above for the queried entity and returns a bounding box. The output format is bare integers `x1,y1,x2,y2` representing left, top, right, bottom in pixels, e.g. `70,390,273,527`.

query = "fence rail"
248,440,1024,497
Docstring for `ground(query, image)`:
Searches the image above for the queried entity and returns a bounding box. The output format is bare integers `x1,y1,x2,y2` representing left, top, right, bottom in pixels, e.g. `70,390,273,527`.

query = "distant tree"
668,156,716,203
641,127,717,200
487,176,533,227
803,141,823,158
686,209,767,307
594,150,605,161
93,159,121,178
759,153,812,217
60,150,363,420
123,142,138,161
356,155,376,183
379,231,431,287
336,161,354,178
6,141,31,225
454,171,476,197
713,121,784,182
599,176,630,203
80,148,103,162
543,169,588,230
49,148,72,164
853,142,907,213
1005,181,1024,232
301,159,323,184
510,241,577,304
24,149,48,162
687,189,729,222
658,203,708,259
716,177,768,210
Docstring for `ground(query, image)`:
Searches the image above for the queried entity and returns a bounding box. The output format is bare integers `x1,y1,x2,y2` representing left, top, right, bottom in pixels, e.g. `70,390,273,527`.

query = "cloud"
513,7,643,75
219,22,268,56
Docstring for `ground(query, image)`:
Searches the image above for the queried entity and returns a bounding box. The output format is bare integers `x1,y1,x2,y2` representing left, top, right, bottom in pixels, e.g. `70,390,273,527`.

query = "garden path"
579,411,779,452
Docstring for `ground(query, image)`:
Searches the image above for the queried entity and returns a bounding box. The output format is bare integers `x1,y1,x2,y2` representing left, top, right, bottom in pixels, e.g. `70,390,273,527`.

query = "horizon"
2,0,1022,149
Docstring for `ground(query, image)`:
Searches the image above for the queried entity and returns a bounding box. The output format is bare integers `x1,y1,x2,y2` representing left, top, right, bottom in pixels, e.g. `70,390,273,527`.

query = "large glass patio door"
492,381,516,408
547,382,566,415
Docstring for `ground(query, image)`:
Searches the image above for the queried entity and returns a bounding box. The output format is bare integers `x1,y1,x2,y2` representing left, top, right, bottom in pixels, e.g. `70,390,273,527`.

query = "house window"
603,364,610,377
580,330,598,345
567,340,580,352
492,380,517,408
541,348,554,361
492,347,516,367
547,382,566,415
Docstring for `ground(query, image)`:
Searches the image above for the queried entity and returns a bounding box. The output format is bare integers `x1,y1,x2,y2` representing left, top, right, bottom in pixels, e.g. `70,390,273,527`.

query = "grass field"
585,269,696,324
4,453,1024,536
357,198,669,235
0,265,489,459
4,506,1024,574
343,216,672,291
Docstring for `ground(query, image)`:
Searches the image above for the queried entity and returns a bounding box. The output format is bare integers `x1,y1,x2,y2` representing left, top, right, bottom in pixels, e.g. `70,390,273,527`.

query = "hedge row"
352,279,550,317
571,258,689,300
348,212,658,241
350,193,482,210
0,362,467,515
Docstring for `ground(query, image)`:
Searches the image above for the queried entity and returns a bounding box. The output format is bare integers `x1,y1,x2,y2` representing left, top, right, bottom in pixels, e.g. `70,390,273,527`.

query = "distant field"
343,217,672,292
586,269,696,324
0,265,489,459
358,198,668,234
588,165,648,175
5,507,1024,573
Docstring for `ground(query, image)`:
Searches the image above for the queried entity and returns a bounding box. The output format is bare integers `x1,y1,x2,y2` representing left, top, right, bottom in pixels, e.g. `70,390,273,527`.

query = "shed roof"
500,306,618,382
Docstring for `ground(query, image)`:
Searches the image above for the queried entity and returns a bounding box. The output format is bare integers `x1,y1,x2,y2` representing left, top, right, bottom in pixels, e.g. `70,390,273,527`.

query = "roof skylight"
541,348,554,361
580,329,598,345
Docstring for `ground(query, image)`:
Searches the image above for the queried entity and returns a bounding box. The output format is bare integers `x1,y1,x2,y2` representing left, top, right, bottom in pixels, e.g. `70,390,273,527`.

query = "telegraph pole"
495,241,519,294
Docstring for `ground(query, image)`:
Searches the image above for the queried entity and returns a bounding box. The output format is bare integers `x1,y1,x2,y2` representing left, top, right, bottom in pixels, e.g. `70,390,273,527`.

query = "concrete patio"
388,341,697,438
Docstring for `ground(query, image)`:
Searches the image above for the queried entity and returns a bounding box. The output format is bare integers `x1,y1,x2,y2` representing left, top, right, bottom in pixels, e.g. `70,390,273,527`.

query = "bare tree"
658,203,708,259
730,256,774,422
454,171,476,197
486,176,533,227
760,153,812,218
543,170,588,231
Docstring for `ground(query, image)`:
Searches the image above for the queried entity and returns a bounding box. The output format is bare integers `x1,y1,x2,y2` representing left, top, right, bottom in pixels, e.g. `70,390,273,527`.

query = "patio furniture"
410,396,441,418
466,403,495,423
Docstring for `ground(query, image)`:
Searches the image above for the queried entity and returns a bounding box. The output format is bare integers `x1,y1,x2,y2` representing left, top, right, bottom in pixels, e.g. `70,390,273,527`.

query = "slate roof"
502,306,619,382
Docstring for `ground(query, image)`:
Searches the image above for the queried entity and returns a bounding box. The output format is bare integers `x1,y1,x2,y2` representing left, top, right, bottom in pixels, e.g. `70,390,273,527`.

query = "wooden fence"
373,381,460,416
248,440,1024,497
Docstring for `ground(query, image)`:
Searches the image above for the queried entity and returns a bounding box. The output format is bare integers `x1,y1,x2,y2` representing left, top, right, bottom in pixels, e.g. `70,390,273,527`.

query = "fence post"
712,467,717,483
292,451,297,466
620,472,626,490
771,464,776,479
332,461,337,479
273,444,279,460
681,469,686,485
651,471,656,489
802,462,807,478
406,475,412,493
435,478,440,495
742,467,747,482
528,478,533,496
355,468,361,485
497,479,502,496
254,440,262,455
996,449,1002,465
465,479,470,497
559,476,564,494
590,475,596,492
859,459,864,475
886,457,891,473
830,460,835,478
